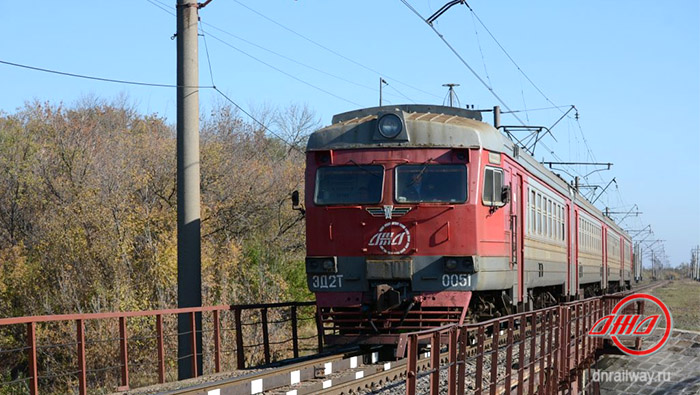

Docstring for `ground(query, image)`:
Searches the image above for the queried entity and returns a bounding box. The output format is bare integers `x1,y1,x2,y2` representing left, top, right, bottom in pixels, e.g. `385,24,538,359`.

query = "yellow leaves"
0,100,314,319
0,244,27,294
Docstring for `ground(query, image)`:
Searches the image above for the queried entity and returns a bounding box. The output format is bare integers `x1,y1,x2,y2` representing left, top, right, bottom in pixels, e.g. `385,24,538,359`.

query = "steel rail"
161,348,365,395
277,318,554,395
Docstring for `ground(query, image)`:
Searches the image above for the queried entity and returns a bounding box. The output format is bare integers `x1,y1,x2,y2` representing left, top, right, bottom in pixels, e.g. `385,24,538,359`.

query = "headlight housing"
306,257,338,274
377,113,403,139
443,256,476,273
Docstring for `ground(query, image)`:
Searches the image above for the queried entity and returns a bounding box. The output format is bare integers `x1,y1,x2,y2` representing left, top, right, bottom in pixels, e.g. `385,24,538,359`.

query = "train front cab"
302,105,633,345
305,147,481,343
303,106,521,344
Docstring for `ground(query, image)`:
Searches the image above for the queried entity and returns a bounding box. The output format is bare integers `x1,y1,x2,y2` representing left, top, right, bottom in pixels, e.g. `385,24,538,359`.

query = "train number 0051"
311,274,344,289
441,274,471,287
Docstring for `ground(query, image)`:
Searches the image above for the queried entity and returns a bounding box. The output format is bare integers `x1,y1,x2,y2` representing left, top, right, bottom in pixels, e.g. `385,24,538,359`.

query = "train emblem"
368,222,411,255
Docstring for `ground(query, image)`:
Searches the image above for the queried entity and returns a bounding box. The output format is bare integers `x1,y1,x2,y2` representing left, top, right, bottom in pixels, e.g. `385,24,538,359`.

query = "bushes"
0,98,315,384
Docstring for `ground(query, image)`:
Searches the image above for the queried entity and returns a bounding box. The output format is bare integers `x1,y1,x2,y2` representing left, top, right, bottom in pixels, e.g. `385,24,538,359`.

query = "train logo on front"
588,293,673,356
368,222,411,255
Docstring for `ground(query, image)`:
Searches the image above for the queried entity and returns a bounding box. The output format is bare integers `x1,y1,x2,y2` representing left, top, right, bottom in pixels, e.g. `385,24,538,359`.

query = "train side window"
482,167,504,206
547,200,552,238
537,193,542,235
530,190,536,235
562,207,566,241
555,204,560,241
544,199,548,238
560,206,565,241
527,191,531,234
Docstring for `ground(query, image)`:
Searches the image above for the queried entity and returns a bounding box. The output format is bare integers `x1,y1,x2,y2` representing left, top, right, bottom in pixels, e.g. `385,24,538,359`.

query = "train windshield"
395,164,467,203
314,165,384,205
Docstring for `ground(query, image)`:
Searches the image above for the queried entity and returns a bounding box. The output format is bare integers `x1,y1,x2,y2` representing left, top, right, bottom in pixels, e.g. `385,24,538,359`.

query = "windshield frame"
393,163,468,204
313,164,385,206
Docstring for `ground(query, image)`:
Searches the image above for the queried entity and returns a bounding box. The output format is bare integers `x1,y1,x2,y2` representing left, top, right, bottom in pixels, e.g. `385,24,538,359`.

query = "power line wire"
387,84,416,104
146,0,175,16
141,2,309,154
200,29,216,87
0,59,212,89
463,3,560,114
213,87,305,155
398,0,527,126
469,10,492,88
149,0,420,103
501,105,572,114
147,0,374,106
199,21,399,98
202,29,363,107
194,13,308,154
463,1,610,190
230,0,442,100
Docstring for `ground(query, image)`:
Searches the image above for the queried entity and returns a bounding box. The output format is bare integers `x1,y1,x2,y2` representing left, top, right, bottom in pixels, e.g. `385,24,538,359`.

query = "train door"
509,172,524,304
567,202,575,300
574,209,580,297
602,227,608,290
620,238,625,287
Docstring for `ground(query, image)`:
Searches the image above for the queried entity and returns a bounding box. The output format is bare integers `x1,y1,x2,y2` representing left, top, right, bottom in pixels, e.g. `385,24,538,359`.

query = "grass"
648,279,700,332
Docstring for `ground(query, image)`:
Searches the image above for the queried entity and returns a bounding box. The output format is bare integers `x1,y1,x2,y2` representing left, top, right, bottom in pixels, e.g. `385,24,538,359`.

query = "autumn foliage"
0,98,315,384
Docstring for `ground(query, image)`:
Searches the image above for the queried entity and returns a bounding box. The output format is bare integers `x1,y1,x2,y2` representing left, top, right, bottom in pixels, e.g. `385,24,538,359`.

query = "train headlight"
377,113,403,139
322,259,335,271
306,257,338,274
443,256,476,274
445,258,458,271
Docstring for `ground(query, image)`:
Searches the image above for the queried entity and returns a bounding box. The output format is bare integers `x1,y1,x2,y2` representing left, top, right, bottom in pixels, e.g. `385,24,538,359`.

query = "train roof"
307,105,630,241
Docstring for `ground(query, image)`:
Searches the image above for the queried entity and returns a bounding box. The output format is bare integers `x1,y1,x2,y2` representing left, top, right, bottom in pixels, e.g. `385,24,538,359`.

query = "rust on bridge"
0,301,321,394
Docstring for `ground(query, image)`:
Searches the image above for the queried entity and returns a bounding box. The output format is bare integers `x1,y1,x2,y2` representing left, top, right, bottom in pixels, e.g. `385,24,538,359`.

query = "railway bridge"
0,281,677,394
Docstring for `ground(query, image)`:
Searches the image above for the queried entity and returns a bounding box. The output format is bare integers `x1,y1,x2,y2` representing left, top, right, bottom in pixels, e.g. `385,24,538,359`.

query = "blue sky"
1,1,698,266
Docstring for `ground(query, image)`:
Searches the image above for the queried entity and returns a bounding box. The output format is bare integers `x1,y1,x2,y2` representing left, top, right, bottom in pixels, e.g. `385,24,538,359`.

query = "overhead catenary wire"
402,0,602,194
462,2,561,116
147,0,415,104
202,29,363,107
397,0,528,126
229,0,443,100
185,8,309,156
461,1,615,194
387,84,417,104
501,105,574,114
200,20,417,103
469,10,492,88
146,0,175,16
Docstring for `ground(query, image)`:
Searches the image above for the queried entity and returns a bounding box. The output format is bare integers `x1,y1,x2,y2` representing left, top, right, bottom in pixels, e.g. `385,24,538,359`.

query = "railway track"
631,279,669,293
164,284,668,394
161,348,369,395
272,319,552,395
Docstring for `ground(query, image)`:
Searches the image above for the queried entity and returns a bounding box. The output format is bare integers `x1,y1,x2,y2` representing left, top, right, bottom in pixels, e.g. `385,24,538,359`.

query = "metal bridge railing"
0,301,321,395
397,293,645,395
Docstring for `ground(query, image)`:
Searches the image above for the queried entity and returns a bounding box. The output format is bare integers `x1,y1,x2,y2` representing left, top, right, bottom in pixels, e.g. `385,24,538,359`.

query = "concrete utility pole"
177,0,203,379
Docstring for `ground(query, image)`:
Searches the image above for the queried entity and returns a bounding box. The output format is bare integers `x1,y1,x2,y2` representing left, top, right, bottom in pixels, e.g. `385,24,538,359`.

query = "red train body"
302,105,633,344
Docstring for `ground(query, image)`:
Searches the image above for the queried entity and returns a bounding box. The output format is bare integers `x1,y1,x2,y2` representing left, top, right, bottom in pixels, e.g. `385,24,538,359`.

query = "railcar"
297,105,632,344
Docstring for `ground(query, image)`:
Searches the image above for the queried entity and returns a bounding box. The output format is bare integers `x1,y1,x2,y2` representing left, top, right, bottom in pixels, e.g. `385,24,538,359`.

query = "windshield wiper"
407,159,434,187
347,160,382,178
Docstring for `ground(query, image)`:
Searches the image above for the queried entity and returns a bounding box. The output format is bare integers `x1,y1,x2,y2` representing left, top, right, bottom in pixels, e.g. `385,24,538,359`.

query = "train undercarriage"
319,280,630,346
